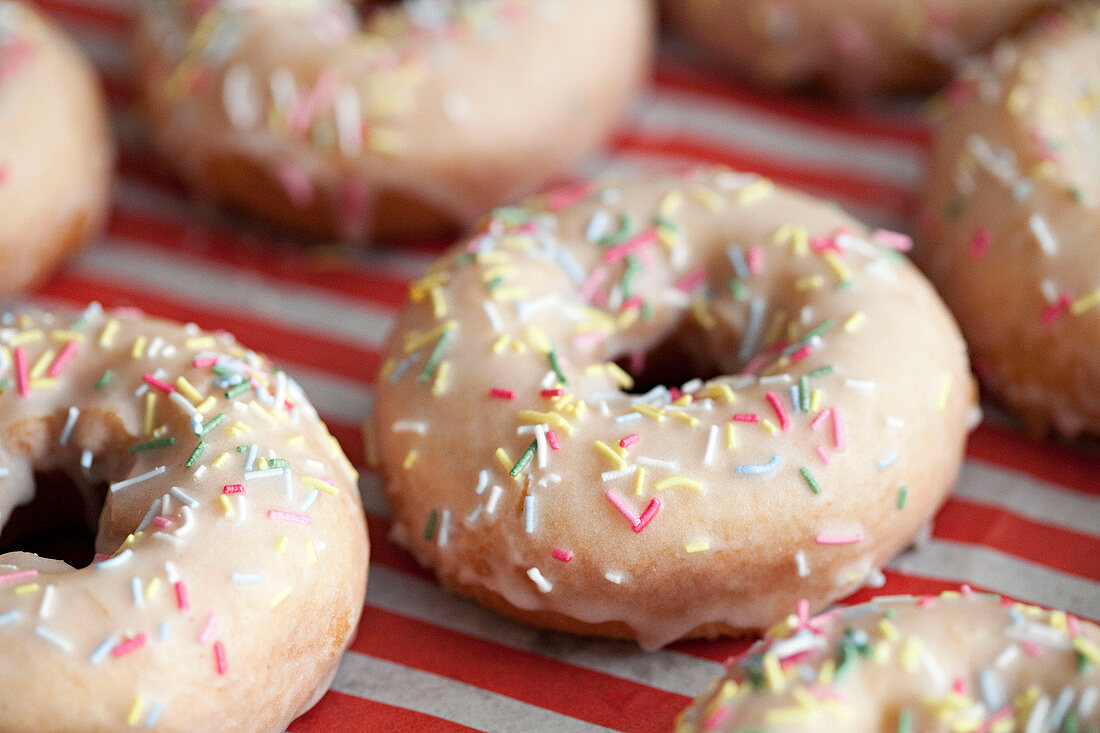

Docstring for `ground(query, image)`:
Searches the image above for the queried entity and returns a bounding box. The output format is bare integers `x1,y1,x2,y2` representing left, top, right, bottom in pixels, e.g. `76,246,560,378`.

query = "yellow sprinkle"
726,423,737,449
1030,160,1057,180
491,286,526,302
499,234,534,250
409,270,450,300
404,320,457,354
818,659,836,686
229,419,251,436
524,325,551,353
144,577,162,601
474,251,509,265
761,418,779,435
763,310,787,348
379,359,397,380
143,392,157,436
655,476,706,494
509,339,528,354
276,536,289,555
1049,611,1068,632
699,382,736,403
302,476,339,496
517,410,574,436
594,440,627,471
765,707,810,725
634,466,647,496
29,350,54,380
52,330,85,343
219,494,235,517
126,697,144,726
196,397,217,416
658,190,684,218
736,178,774,204
795,275,824,291
491,334,511,355
305,539,318,565
284,436,305,448
14,583,39,595
656,226,682,251
690,297,717,330
605,362,635,390
616,308,640,331
29,378,55,391
429,286,447,318
9,329,42,346
173,376,202,404
403,449,418,470
878,619,899,642
248,400,278,427
1074,636,1100,666
429,359,451,397
762,652,786,692
1006,85,1030,114
632,404,666,422
212,452,230,469
822,251,852,283
872,640,891,664
792,686,818,711
182,335,215,350
672,395,692,407
269,586,292,609
495,447,513,473
900,636,924,672
810,389,823,412
684,540,710,553
691,186,723,211
668,409,700,427
1070,289,1100,315
131,336,147,360
937,371,953,412
843,311,866,332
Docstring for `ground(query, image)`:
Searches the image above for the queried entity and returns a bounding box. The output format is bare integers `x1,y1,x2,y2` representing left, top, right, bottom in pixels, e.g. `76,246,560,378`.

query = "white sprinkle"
758,374,792,386
586,209,612,242
392,420,427,434
37,585,54,618
95,549,133,570
237,494,247,521
482,301,504,333
863,568,886,588
223,64,259,128
305,458,326,473
135,497,161,533
1078,687,1097,718
795,550,810,578
485,485,503,514
770,629,827,659
540,370,558,389
474,469,489,495
170,392,202,423
637,456,677,470
89,634,116,665
0,610,20,626
465,505,483,523
168,486,198,508
703,424,719,466
739,297,766,363
526,567,552,593
334,85,363,154
0,467,10,479
604,570,625,584
34,626,73,653
110,466,167,493
920,649,949,693
80,449,93,479
978,668,1003,712
1029,213,1058,255
844,378,876,393
876,451,899,471
534,424,549,470
244,467,285,481
148,337,164,358
1045,686,1075,731
1025,695,1051,733
231,572,263,583
601,465,638,482
437,509,451,546
614,412,643,424
1006,621,1072,649
58,406,79,445
523,495,537,534
245,444,259,471
994,644,1020,669
164,561,180,584
175,506,195,538
442,91,472,122
193,465,208,481
299,489,318,513
131,577,144,609
885,416,906,429
283,468,293,499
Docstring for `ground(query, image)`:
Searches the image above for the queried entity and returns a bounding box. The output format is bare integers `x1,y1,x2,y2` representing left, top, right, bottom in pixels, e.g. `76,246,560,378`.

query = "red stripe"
933,497,1100,581
352,605,689,732
365,512,437,583
36,0,130,33
609,130,916,216
290,689,479,733
967,423,1100,498
653,61,931,147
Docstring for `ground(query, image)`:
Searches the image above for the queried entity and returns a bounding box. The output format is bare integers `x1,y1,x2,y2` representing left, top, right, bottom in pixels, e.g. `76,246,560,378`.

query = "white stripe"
954,461,1100,536
366,565,722,697
57,24,132,79
287,368,373,425
888,539,1099,620
332,652,617,732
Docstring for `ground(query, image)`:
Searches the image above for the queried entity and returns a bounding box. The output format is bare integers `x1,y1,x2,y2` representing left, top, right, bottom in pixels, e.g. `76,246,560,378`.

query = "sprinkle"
485,485,503,514
832,408,846,450
225,382,250,400
417,327,455,383
684,540,710,553
1070,289,1100,316
199,413,227,437
14,347,28,396
800,467,822,495
269,586,293,609
1029,213,1058,255
877,451,899,470
633,498,660,532
34,626,73,653
702,424,719,466
547,349,568,385
816,533,864,545
98,319,119,347
795,551,810,578
654,476,705,494
169,486,198,508
490,388,515,400
527,567,552,593
37,585,56,619
765,391,790,431
174,582,190,611
244,467,285,481
89,635,115,665
130,437,176,454
141,373,175,393
605,488,640,526
214,641,228,674
897,485,908,509
112,633,147,658
268,510,311,525
735,456,781,475
110,466,168,493
95,549,132,569
301,476,338,496
732,413,760,423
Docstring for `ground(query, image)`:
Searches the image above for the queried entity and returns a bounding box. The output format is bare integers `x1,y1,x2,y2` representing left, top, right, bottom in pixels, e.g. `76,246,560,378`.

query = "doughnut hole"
0,410,138,570
612,316,733,396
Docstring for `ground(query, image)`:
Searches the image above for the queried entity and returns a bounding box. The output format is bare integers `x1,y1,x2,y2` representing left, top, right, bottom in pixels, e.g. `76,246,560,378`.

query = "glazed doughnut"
0,304,368,731
676,591,1100,731
133,0,652,241
0,2,112,298
919,4,1100,437
370,167,975,649
663,0,1064,95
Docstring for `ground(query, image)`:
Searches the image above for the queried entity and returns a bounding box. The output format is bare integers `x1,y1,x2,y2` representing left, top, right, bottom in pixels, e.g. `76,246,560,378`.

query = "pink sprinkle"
604,228,657,264
815,533,864,545
1021,641,1046,657
629,350,646,378
578,266,608,303
546,430,561,451
831,407,846,451
1041,294,1072,326
702,706,731,731
980,707,1014,732
267,510,311,525
1068,614,1082,637
552,549,573,562
222,484,244,494
489,388,515,400
14,347,28,397
815,446,831,465
620,295,643,312
275,163,313,208
0,569,37,584
952,677,968,695
199,612,217,644
192,356,217,368
747,245,764,275
174,582,190,611
111,633,147,658
732,413,761,423
969,227,992,258
810,235,841,254
546,181,595,211
605,489,640,526
918,596,935,607
765,391,790,431
960,583,973,597
674,268,707,293
788,346,813,364
46,341,79,378
668,386,684,402
871,229,913,252
541,389,564,398
810,408,832,430
796,599,809,624
141,373,175,393
214,640,228,675
740,353,769,376
619,434,639,449
633,498,661,533
151,516,173,528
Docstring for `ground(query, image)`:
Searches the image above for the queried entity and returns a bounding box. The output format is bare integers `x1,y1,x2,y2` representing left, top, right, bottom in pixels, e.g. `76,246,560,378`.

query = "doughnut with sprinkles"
371,167,977,649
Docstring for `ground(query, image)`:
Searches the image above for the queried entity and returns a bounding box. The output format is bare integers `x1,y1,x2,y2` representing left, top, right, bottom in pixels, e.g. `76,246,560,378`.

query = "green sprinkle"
212,364,236,376
130,437,176,453
486,275,504,292
621,255,642,299
835,641,857,680
808,365,834,378
897,485,908,510
597,214,633,246
1069,186,1084,203
491,206,533,225
799,467,821,495
199,413,227,437
0,378,9,393
1078,649,1092,673
896,709,913,733
641,302,653,321
94,370,114,390
185,440,208,468
728,278,747,301
945,194,967,219
799,375,810,413
225,382,250,399
509,440,538,478
454,252,476,267
548,349,569,385
268,458,289,468
653,214,678,232
418,327,455,384
237,445,249,453
423,509,439,540
784,318,835,357
1062,711,1078,733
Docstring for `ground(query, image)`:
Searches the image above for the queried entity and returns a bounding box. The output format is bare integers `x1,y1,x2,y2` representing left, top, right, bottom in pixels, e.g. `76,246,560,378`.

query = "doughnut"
0,304,368,731
370,167,976,649
0,2,112,298
662,0,1063,95
676,591,1100,731
133,0,652,241
919,4,1100,437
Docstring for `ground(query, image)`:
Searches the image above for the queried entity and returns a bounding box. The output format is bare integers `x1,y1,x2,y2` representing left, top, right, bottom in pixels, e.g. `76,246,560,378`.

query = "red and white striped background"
31,1,1100,730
